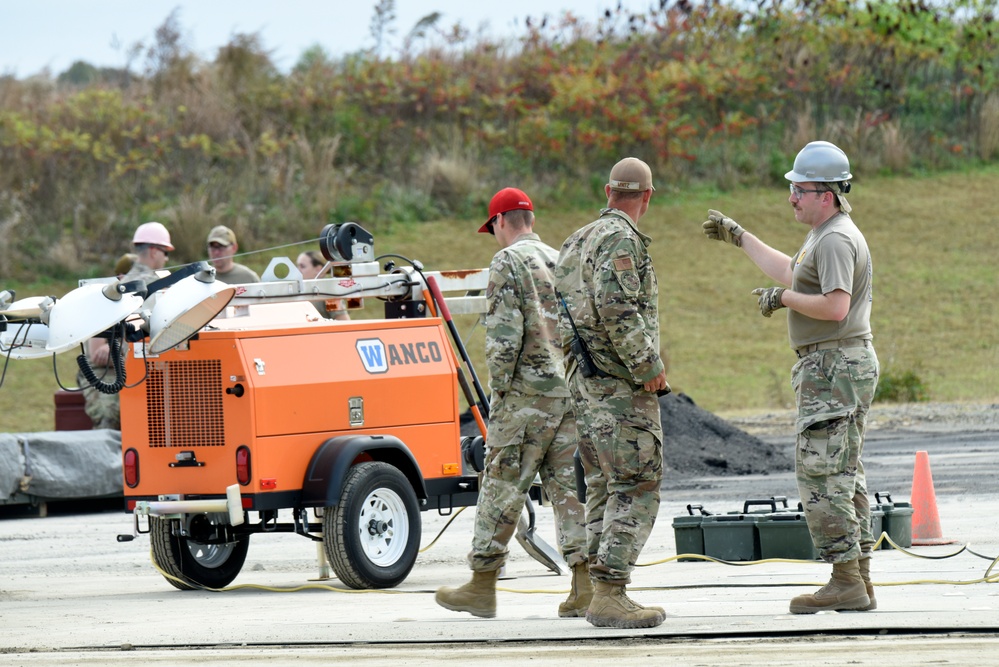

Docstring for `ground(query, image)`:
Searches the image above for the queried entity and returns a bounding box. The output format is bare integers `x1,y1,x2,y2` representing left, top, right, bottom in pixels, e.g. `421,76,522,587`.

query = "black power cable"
76,323,127,395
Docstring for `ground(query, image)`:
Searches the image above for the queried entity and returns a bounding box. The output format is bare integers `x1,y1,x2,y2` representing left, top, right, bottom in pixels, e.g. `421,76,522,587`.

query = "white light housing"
148,274,235,354
46,283,144,354
1,297,47,320
1,297,53,359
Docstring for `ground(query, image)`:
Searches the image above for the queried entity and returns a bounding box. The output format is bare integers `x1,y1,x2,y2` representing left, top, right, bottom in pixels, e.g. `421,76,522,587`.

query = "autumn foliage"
1,0,997,278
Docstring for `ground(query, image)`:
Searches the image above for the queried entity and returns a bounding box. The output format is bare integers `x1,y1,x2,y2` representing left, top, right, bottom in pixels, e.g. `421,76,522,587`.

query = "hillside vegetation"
3,166,997,432
1,0,997,279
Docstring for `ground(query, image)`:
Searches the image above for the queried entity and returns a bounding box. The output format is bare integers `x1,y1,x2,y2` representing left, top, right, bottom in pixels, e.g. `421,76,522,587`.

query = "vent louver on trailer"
145,359,226,447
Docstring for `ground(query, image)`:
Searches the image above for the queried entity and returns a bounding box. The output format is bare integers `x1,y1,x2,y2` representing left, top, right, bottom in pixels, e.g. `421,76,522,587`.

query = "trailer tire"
150,515,250,590
324,461,420,589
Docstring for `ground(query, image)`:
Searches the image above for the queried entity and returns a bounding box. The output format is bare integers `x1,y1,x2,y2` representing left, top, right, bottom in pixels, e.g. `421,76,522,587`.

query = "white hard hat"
132,221,174,251
785,141,852,183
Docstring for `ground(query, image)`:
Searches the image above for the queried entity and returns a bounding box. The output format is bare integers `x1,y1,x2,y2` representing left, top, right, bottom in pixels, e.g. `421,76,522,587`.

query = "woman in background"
297,251,349,320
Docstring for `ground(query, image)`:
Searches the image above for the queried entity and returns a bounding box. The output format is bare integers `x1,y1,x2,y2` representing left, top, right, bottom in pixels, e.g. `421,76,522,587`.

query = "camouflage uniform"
555,208,665,585
78,371,121,429
77,259,164,431
789,212,878,563
470,233,586,572
120,259,162,286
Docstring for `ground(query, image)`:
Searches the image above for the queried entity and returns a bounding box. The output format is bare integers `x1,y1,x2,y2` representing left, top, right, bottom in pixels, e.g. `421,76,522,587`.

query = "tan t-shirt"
787,212,873,349
216,263,261,285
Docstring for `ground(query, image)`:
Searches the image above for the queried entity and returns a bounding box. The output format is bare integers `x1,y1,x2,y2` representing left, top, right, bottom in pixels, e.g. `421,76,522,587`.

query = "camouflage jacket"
554,208,663,384
485,232,569,398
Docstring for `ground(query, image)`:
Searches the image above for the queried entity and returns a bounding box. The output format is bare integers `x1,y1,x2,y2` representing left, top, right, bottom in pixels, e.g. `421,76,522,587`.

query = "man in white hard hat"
78,221,174,429
124,221,174,284
206,225,260,284
701,140,878,615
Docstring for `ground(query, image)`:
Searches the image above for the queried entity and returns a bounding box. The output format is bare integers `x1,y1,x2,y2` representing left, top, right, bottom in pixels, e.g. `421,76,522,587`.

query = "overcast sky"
0,1,650,77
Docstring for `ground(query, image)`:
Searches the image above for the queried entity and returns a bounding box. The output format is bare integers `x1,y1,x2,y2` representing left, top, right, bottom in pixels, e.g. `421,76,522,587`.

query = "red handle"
426,276,451,321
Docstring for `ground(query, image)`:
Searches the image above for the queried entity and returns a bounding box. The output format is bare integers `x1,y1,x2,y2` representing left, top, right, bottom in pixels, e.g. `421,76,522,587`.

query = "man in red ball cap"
436,187,588,619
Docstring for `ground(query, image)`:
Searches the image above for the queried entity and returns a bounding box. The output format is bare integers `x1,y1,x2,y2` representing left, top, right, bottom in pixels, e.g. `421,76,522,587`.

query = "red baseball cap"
479,187,534,233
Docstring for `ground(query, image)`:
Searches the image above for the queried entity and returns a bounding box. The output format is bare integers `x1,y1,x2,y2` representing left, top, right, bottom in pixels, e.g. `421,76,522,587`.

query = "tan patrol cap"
608,157,655,192
207,225,237,247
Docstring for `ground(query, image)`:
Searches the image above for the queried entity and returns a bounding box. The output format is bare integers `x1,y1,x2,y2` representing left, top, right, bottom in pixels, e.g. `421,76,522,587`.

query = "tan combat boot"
858,553,877,611
789,559,871,614
558,562,595,618
435,570,498,618
585,581,665,628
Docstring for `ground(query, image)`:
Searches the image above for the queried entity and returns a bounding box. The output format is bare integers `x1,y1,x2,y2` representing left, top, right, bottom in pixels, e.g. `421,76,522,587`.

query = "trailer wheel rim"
356,487,409,567
186,540,236,568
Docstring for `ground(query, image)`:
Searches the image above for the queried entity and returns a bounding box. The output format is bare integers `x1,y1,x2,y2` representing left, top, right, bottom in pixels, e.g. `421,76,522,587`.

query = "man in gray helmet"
701,141,879,614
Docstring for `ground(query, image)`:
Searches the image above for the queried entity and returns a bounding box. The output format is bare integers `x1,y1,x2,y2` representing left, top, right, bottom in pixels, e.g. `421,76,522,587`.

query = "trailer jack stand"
311,542,332,581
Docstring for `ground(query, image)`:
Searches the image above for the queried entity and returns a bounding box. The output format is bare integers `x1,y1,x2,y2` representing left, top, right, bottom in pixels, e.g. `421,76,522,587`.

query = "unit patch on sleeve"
618,270,640,294
611,254,640,296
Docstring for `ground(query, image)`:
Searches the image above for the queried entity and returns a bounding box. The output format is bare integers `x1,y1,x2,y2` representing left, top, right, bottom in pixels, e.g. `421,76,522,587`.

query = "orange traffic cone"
910,450,957,546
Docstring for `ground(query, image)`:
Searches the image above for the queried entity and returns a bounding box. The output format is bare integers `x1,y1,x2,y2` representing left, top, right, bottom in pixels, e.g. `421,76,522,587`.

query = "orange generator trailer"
114,225,493,590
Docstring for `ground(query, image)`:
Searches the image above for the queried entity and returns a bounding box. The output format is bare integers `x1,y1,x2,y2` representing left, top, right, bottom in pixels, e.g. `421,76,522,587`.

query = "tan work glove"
702,209,746,247
752,287,786,317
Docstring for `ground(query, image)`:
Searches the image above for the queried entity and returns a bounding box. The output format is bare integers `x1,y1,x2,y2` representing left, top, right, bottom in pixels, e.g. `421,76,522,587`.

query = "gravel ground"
718,401,999,437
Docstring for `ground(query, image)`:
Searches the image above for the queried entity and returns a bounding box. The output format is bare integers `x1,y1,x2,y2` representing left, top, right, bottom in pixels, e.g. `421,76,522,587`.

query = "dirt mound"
660,393,792,477
460,392,793,478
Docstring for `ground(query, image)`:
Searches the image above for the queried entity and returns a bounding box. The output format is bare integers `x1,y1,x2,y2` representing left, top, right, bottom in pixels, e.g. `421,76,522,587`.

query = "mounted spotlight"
0,297,56,360
148,267,236,354
45,282,145,354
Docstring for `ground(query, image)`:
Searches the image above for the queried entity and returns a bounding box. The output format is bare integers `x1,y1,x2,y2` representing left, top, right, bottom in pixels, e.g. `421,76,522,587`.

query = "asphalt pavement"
2,428,999,665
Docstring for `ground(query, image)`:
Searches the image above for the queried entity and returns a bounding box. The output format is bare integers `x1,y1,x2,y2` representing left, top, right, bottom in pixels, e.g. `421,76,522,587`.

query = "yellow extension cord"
148,510,999,594
150,506,473,594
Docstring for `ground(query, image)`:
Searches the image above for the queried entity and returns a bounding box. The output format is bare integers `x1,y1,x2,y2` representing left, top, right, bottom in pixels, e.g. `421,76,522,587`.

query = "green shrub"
876,369,930,404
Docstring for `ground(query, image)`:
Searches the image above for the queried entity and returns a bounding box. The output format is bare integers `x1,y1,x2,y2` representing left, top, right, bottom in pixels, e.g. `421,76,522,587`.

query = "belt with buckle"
795,338,871,359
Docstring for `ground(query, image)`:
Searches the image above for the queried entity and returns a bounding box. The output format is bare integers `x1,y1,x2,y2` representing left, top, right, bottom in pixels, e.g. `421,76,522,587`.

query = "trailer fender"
300,435,427,508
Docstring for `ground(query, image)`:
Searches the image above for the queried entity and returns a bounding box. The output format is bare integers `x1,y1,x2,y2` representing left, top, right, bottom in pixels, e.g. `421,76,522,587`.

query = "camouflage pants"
567,372,663,585
469,393,586,571
793,345,879,563
76,369,121,430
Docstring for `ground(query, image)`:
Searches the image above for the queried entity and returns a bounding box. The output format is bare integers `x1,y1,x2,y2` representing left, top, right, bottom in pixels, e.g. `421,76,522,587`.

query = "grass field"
3,166,997,432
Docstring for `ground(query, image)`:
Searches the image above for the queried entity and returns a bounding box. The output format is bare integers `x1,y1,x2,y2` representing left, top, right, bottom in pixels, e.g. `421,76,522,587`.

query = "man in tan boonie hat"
207,225,260,284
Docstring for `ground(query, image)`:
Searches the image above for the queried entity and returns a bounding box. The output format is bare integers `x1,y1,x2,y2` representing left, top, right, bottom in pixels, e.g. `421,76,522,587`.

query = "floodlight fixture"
0,297,55,360
148,269,236,354
46,282,145,354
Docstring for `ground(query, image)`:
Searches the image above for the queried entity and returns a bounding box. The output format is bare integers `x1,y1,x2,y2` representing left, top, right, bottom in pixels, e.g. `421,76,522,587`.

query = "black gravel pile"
459,392,793,478
659,393,792,477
